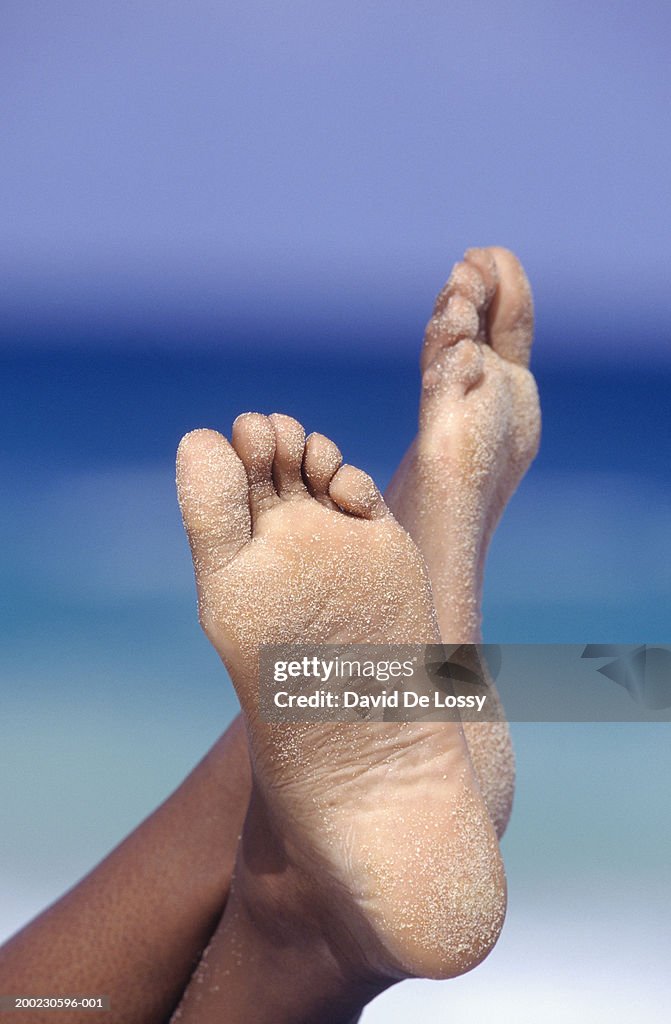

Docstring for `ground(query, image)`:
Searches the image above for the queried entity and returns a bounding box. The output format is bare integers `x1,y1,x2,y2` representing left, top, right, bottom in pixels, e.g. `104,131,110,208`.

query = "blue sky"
2,1,670,360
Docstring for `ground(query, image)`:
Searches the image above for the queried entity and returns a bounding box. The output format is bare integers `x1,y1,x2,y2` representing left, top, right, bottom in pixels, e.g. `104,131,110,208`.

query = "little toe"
231,413,278,522
470,246,534,367
303,432,342,508
329,464,390,520
269,414,308,499
177,429,251,577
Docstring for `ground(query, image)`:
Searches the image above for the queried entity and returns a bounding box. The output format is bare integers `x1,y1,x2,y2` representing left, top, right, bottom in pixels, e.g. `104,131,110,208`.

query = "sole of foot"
177,414,506,983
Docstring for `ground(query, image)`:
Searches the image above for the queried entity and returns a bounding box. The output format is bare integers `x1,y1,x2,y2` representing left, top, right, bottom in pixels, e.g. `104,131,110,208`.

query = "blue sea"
1,341,670,1022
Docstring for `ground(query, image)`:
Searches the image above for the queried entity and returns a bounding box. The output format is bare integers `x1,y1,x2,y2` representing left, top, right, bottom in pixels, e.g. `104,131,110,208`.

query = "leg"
0,718,251,1024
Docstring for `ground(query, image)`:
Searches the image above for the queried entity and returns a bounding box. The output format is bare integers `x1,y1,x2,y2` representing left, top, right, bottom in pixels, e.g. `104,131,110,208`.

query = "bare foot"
176,414,505,1001
386,246,541,835
387,246,540,640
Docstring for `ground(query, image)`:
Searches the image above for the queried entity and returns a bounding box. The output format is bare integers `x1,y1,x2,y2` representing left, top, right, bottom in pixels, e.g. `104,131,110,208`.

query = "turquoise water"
1,350,669,1020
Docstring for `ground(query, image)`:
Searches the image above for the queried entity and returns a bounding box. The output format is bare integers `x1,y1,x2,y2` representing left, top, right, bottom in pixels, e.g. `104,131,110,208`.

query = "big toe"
466,246,534,367
177,429,251,577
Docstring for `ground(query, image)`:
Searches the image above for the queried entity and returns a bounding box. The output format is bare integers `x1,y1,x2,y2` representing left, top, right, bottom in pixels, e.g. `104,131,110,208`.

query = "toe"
303,432,342,507
329,464,390,520
421,294,480,374
422,338,485,401
463,246,499,296
269,414,308,499
177,429,251,576
231,413,278,522
469,246,534,367
433,259,494,319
